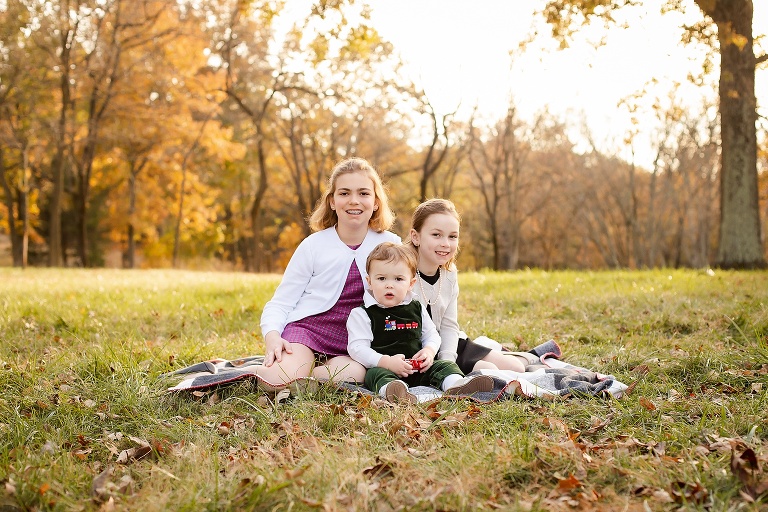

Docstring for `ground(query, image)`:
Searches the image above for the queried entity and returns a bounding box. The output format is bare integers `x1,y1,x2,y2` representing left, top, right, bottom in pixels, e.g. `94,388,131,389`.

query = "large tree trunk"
49,68,69,267
705,0,765,268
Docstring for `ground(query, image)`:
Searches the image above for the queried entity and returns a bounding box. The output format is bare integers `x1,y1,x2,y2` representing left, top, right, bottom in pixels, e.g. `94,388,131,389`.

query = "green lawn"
1,268,767,511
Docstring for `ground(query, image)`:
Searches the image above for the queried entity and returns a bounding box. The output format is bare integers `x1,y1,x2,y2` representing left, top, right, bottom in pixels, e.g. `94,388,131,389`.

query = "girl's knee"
315,358,365,383
472,360,499,371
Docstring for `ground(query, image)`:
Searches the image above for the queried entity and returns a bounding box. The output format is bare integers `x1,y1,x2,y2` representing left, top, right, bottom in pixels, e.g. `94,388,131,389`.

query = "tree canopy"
1,0,766,270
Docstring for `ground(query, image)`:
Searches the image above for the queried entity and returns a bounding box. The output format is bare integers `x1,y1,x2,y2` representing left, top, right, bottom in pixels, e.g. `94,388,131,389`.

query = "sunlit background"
281,0,768,168
1,0,766,270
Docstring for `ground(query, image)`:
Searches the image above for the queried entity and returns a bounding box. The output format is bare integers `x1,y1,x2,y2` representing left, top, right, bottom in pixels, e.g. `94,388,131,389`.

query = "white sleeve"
346,308,384,369
259,239,314,336
436,278,460,361
420,304,443,355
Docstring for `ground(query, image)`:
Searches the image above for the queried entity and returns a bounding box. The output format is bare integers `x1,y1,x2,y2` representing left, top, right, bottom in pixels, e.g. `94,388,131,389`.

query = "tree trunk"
49,78,69,267
706,0,765,268
249,136,268,271
0,149,22,267
76,166,90,267
126,169,137,269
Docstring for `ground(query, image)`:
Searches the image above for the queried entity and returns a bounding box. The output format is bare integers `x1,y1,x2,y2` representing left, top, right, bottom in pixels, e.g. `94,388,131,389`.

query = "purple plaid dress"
281,250,363,357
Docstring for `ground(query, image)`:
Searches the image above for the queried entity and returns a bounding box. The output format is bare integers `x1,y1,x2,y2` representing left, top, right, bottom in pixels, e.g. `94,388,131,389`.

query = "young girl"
257,157,400,386
406,198,528,374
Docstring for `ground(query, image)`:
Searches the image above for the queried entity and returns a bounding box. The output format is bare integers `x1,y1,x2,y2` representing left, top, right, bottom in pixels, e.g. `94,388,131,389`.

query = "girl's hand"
411,347,435,372
380,354,413,378
264,331,292,367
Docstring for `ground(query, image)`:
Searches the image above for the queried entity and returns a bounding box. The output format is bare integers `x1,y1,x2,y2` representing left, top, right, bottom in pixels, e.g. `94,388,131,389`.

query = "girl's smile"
411,213,460,273
329,171,378,244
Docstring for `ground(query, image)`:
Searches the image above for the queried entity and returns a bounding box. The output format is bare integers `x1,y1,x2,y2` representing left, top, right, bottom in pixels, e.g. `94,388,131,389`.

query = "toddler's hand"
411,347,435,372
381,354,413,378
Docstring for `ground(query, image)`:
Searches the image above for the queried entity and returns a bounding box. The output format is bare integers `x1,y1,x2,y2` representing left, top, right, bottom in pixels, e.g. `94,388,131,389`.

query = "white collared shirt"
346,290,442,368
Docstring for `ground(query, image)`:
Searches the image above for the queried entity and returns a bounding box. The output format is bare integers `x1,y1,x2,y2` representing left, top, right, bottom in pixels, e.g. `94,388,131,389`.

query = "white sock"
441,373,464,391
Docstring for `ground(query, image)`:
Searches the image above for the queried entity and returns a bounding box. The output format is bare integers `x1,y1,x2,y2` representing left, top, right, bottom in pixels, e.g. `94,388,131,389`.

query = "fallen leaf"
543,417,570,434
585,415,612,434
72,447,93,460
670,481,709,504
356,394,373,410
730,447,761,497
5,476,16,495
284,467,307,479
92,467,113,498
639,397,656,411
116,445,152,464
274,389,291,404
362,459,395,480
99,497,115,511
556,474,581,493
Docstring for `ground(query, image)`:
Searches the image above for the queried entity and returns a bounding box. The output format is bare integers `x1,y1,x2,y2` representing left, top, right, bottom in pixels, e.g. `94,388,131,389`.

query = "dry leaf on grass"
638,397,656,411
730,447,768,499
585,415,612,434
542,416,570,435
670,481,709,505
555,474,582,493
362,458,395,480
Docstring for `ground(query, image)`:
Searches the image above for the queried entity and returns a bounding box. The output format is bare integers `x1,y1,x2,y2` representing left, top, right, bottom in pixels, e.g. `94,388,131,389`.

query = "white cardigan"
260,227,401,337
412,268,463,362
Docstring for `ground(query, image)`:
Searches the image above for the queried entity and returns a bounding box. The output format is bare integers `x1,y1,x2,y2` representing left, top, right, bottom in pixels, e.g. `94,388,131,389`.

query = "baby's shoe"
383,380,417,404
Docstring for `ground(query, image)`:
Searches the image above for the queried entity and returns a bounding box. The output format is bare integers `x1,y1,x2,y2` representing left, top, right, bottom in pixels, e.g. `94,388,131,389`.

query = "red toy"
407,359,422,370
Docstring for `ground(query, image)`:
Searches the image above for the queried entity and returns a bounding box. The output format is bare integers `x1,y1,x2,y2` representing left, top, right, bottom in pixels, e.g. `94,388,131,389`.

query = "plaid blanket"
163,340,628,402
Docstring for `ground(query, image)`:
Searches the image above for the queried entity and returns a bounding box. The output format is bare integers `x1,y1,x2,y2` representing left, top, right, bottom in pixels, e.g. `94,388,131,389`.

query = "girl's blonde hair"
405,198,461,270
309,157,395,233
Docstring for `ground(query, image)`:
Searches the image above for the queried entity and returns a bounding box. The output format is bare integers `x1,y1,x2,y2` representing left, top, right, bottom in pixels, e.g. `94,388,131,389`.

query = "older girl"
258,157,400,386
406,198,527,373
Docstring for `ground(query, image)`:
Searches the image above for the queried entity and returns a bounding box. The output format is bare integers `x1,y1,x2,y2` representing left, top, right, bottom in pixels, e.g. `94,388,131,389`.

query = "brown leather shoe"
384,380,417,404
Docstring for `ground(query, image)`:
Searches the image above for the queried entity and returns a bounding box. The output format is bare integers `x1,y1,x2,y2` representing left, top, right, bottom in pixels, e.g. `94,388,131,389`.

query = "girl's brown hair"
405,198,461,270
308,157,395,233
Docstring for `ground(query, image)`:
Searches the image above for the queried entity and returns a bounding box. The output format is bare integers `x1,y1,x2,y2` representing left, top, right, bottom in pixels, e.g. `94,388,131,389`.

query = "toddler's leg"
365,368,416,404
313,356,366,383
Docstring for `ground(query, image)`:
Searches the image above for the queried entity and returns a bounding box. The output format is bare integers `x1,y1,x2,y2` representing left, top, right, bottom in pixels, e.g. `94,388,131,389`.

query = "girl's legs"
255,342,316,385
313,355,366,383
473,351,527,373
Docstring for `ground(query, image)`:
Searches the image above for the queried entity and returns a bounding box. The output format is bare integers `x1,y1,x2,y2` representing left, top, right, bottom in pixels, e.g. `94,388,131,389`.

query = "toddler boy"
347,242,493,403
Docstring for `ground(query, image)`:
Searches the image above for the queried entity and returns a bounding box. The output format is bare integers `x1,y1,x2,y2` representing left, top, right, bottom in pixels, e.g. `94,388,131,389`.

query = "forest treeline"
1,0,767,271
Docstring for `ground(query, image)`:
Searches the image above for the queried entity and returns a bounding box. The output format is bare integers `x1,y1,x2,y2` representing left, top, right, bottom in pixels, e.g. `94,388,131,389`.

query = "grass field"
1,268,767,511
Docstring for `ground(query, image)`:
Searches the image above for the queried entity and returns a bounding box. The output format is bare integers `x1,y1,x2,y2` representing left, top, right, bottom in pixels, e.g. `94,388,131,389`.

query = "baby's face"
366,259,416,307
